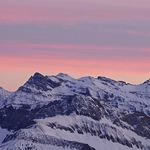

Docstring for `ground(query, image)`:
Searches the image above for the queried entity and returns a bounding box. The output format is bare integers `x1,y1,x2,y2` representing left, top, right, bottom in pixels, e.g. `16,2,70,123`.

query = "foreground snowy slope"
1,115,149,150
0,72,150,150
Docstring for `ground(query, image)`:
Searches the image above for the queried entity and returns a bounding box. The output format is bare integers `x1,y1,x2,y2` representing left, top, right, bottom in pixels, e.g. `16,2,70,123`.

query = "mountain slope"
2,73,150,115
0,87,12,105
0,72,150,150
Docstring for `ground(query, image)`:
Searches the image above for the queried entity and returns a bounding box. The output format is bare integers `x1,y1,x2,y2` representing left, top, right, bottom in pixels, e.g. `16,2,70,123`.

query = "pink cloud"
1,52,150,76
1,41,150,52
1,41,150,71
0,0,150,24
1,40,150,81
127,30,150,37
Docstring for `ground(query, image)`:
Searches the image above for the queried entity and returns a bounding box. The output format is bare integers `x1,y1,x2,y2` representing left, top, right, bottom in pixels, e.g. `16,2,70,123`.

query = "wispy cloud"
0,0,150,90
127,30,150,37
1,0,150,24
1,40,150,76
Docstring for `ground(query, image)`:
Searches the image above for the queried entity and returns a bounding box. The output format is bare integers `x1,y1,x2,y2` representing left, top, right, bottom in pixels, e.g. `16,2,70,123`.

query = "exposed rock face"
1,72,150,150
0,87,12,105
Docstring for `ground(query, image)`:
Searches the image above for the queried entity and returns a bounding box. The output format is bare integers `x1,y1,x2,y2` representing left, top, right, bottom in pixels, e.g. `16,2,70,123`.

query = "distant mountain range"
0,72,150,150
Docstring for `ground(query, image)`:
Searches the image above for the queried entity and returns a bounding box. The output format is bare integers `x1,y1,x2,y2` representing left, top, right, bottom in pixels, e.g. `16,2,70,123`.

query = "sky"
0,0,150,91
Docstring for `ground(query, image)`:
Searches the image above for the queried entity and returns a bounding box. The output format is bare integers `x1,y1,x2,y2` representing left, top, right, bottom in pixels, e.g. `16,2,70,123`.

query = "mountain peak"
33,72,45,78
26,72,46,85
20,72,48,92
56,73,75,81
1,73,150,149
57,73,69,77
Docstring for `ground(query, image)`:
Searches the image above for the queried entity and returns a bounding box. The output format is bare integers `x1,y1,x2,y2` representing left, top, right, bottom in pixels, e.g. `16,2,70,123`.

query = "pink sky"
0,0,150,91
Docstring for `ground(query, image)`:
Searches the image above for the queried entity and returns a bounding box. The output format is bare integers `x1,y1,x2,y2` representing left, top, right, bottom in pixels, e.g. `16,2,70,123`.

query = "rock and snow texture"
2,72,150,115
0,72,150,150
0,87,12,105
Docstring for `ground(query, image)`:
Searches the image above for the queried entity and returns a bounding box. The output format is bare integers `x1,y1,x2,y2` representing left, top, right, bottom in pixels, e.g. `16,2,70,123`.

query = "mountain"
0,87,12,105
0,72,150,150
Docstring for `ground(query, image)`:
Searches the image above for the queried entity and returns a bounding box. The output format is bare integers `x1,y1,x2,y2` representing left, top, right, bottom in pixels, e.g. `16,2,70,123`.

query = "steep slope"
0,72,150,150
1,115,149,150
0,87,12,105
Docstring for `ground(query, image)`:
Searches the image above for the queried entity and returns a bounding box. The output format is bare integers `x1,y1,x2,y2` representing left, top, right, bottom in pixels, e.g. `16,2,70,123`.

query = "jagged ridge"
1,72,150,150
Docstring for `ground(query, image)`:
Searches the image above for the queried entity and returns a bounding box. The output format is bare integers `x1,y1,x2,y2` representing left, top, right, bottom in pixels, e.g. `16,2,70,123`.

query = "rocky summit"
0,72,150,150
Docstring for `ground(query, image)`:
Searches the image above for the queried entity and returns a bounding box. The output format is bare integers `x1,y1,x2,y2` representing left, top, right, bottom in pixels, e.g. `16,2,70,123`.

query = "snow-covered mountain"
0,72,150,150
0,87,12,105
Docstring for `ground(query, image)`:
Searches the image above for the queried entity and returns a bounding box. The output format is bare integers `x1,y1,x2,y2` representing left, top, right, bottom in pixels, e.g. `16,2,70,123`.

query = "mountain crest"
1,73,150,150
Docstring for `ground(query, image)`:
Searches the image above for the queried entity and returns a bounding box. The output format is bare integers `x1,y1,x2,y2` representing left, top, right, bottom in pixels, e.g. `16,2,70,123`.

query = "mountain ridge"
2,72,150,114
0,72,150,150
